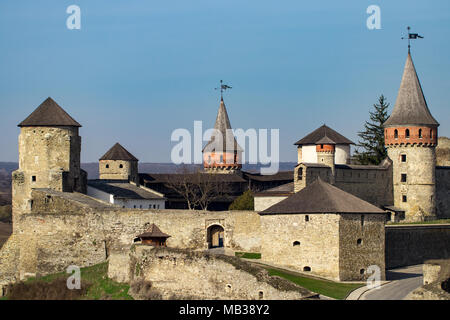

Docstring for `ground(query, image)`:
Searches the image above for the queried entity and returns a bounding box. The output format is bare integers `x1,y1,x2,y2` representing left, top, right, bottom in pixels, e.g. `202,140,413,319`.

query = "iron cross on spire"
402,26,424,53
215,80,232,100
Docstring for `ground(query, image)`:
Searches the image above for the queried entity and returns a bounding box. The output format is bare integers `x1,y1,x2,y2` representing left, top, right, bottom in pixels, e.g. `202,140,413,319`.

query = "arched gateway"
207,225,224,249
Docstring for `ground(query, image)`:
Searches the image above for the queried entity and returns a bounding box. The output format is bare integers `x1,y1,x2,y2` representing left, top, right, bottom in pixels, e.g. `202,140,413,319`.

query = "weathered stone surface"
115,245,315,300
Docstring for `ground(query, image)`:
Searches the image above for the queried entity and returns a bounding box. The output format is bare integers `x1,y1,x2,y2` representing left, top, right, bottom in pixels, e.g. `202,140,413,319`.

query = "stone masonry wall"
385,225,450,269
112,245,314,300
339,214,386,281
436,167,450,219
260,213,341,280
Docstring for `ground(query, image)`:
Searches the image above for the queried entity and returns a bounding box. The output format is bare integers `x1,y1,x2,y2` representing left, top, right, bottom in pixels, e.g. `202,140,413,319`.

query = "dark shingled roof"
255,182,294,196
242,170,293,182
260,178,385,215
384,53,439,127
18,97,81,127
294,125,354,146
137,224,171,239
99,143,138,161
203,98,243,152
87,180,164,200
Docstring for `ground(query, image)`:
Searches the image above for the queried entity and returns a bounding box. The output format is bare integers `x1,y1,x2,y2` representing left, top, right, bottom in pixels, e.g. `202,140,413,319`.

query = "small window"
106,164,109,169
401,174,407,183
293,241,301,246
134,205,137,208
258,291,264,300
320,144,324,149
220,155,223,163
394,129,398,139
305,215,309,222
419,129,422,138
119,164,123,168
401,154,407,162
357,239,362,245
402,195,407,203
139,205,142,209
361,215,364,227
360,269,365,275
31,176,36,182
405,129,410,139
153,204,156,209
303,266,311,272
298,167,303,180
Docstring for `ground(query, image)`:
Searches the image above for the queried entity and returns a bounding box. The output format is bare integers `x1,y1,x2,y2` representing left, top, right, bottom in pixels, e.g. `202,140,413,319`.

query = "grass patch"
3,262,132,300
266,268,363,300
235,252,261,259
388,219,450,225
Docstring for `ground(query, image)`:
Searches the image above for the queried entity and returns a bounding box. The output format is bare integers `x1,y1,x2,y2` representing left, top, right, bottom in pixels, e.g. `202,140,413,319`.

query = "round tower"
99,143,139,183
203,97,242,174
316,137,335,182
384,53,439,222
12,98,84,226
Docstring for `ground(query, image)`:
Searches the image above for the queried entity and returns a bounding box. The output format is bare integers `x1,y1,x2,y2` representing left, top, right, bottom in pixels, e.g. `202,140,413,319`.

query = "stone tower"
99,143,139,183
203,97,242,173
12,97,86,225
316,136,336,180
384,53,439,221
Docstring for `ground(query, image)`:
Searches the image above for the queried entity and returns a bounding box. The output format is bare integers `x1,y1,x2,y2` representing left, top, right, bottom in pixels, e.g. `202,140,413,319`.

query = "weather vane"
402,26,423,53
215,80,232,100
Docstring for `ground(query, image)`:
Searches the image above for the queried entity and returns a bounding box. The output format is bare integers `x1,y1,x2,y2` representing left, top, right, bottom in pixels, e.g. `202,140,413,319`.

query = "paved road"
361,265,423,300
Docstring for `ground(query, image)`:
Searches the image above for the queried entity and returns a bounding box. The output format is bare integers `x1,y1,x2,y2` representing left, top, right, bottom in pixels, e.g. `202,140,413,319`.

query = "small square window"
401,154,406,162
31,176,36,182
402,195,407,203
305,215,309,222
401,174,407,183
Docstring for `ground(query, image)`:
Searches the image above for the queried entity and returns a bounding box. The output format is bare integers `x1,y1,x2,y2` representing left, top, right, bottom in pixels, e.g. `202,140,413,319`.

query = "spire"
384,53,439,127
203,98,242,152
18,97,81,127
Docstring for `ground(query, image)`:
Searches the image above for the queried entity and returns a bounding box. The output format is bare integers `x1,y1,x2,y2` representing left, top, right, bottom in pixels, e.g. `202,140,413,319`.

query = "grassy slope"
2,262,132,300
266,268,363,300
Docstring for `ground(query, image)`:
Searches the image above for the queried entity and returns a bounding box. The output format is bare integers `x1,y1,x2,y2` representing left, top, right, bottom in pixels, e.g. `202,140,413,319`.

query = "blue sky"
0,1,449,163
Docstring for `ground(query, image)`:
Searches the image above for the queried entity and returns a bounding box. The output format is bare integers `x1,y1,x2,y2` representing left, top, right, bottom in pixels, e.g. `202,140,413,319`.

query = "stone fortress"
0,51,449,298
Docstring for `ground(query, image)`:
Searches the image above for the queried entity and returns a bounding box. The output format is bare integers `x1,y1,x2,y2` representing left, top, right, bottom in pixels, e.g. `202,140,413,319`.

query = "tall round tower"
384,53,439,221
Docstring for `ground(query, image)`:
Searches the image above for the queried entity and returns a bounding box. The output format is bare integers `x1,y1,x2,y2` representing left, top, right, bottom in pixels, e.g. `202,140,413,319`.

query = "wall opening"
394,129,398,139
303,266,311,272
119,164,123,168
106,164,109,168
32,176,36,182
305,215,309,222
405,129,410,139
402,195,407,203
419,129,422,138
401,174,407,183
293,241,300,246
207,225,225,249
357,239,362,245
360,269,365,275
258,291,264,300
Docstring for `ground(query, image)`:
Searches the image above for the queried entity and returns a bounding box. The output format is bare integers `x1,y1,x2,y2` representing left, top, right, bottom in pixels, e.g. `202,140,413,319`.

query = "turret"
203,97,242,173
384,52,439,221
12,97,85,227
99,143,139,183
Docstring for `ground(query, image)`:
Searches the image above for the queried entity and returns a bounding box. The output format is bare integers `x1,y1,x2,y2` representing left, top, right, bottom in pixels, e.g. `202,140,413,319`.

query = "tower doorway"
207,225,224,248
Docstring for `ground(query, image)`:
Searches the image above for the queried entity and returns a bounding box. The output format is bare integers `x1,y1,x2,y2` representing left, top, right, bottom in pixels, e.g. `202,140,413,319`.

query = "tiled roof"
137,224,171,238
99,143,138,161
18,97,81,127
260,178,386,215
294,125,354,146
87,180,164,200
384,53,439,127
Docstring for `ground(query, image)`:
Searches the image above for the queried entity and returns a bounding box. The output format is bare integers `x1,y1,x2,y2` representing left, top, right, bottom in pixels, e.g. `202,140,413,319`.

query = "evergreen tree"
229,190,254,211
355,95,389,165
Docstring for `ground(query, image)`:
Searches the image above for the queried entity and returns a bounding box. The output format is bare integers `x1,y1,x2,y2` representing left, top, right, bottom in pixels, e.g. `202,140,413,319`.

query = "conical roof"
99,143,138,161
294,125,353,146
18,97,81,127
384,53,439,127
203,98,242,152
260,178,385,215
137,224,171,238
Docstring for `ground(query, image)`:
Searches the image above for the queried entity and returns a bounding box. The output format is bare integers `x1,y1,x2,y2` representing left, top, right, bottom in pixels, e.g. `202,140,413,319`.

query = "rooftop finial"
215,80,232,100
402,26,423,54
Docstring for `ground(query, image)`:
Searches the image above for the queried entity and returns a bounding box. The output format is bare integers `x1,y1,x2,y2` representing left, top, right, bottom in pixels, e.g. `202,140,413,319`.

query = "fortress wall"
385,225,450,269
8,189,261,279
334,167,393,207
110,246,312,300
436,167,450,219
